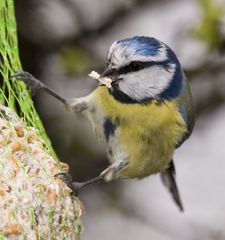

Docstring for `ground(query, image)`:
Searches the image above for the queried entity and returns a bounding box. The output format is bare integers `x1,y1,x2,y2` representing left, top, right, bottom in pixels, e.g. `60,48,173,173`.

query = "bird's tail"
160,160,184,211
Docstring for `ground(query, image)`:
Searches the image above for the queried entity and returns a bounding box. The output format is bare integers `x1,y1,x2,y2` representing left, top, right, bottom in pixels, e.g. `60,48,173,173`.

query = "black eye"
129,62,143,71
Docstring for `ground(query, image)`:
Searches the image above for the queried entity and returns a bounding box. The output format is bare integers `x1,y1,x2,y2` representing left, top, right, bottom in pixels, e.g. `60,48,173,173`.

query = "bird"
12,36,194,211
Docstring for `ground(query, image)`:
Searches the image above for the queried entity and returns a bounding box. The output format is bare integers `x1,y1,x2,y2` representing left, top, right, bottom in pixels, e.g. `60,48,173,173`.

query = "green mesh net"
0,0,55,156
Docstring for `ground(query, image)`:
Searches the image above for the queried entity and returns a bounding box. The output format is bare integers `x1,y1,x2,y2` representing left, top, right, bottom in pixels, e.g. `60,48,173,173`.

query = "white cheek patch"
118,64,176,101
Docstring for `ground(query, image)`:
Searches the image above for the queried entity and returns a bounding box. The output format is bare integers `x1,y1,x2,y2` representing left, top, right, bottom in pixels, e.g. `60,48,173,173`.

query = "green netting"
0,0,56,156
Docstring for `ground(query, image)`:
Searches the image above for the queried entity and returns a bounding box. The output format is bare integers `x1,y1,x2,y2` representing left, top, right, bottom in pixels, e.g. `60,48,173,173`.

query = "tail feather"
160,161,184,211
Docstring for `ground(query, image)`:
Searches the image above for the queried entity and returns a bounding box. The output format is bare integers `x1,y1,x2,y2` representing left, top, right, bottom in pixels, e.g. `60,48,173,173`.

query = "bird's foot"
55,172,103,196
11,71,45,96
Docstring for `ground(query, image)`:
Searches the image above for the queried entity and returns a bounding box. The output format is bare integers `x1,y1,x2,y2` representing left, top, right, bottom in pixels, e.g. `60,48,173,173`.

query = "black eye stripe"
117,60,170,75
117,61,150,75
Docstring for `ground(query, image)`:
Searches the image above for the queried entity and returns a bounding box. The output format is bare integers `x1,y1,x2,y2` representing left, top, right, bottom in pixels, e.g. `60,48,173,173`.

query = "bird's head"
101,36,184,103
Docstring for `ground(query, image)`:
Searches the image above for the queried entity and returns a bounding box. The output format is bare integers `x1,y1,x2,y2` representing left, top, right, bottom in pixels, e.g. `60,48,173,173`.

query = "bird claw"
11,71,44,96
55,172,83,197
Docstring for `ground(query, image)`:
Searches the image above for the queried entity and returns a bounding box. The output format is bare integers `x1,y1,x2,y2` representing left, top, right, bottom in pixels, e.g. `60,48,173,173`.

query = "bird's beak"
100,68,118,81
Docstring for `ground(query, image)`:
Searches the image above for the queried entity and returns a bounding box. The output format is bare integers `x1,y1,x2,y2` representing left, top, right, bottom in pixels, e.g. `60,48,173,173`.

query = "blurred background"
15,0,225,239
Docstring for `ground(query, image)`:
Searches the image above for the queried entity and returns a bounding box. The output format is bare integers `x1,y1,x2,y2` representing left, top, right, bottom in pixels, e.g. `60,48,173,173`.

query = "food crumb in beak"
89,71,112,88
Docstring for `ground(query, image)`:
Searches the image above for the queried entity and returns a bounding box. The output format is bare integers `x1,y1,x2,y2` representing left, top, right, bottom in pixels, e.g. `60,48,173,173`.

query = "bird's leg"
56,159,128,195
11,71,67,103
55,173,104,196
11,71,89,114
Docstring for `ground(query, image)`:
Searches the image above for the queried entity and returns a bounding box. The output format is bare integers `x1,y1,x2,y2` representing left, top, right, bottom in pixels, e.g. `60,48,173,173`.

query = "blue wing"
176,75,195,147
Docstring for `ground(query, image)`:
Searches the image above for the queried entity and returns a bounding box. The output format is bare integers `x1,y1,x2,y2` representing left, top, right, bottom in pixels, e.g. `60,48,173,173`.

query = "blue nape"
159,48,184,100
159,65,184,100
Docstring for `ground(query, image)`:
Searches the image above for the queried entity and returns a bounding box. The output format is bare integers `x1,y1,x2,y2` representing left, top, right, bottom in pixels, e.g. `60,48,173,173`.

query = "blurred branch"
195,0,225,52
75,0,168,43
186,56,225,114
185,0,225,114
16,0,168,48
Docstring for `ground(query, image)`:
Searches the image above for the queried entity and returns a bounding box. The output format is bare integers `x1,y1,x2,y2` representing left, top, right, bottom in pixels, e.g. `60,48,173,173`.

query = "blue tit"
13,36,194,211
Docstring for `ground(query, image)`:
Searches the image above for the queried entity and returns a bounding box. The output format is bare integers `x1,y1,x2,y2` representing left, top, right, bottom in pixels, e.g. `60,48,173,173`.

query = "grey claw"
11,71,44,95
11,71,33,79
55,172,82,196
55,172,72,184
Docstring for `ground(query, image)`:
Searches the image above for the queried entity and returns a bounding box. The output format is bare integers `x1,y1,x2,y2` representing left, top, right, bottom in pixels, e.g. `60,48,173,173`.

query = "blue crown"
117,36,161,57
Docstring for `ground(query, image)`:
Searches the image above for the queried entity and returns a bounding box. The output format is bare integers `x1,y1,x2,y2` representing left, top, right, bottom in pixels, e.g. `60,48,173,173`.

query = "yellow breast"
92,86,187,179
